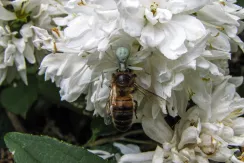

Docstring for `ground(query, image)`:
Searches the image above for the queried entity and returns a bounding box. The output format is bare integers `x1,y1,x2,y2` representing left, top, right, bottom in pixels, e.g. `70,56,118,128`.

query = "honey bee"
104,47,167,132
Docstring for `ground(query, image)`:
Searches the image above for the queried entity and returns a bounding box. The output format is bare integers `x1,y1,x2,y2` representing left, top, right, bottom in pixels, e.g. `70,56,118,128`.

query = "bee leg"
134,100,138,119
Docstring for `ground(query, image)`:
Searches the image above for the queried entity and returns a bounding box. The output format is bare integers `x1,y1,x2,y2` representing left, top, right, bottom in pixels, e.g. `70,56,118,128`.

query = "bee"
104,47,167,132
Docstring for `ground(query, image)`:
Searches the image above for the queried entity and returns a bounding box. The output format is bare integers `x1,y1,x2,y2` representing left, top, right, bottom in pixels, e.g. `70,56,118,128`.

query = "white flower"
88,149,114,160
0,0,68,84
170,78,244,162
51,0,119,53
0,22,35,84
115,0,207,59
197,0,244,52
29,1,244,162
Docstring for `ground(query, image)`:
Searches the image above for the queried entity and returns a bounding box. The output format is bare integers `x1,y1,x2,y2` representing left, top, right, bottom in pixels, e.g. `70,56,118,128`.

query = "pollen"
78,0,86,6
238,148,244,161
216,26,225,31
214,32,220,37
219,0,226,6
53,42,58,53
51,27,60,37
202,77,211,82
150,2,158,15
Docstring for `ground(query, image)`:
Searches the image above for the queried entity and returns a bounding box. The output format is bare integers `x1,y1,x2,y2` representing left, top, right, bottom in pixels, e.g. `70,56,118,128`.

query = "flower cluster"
0,0,66,84
1,0,244,162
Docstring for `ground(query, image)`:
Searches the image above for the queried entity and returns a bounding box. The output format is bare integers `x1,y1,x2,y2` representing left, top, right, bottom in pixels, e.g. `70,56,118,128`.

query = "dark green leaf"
91,117,117,137
0,82,38,115
4,132,110,163
237,0,244,7
38,76,61,103
0,108,13,147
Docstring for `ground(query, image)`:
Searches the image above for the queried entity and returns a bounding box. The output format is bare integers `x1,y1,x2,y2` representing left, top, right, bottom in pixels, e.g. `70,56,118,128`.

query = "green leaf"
237,0,244,7
0,108,14,147
86,117,117,146
38,76,61,103
4,132,110,163
91,117,117,137
0,82,38,115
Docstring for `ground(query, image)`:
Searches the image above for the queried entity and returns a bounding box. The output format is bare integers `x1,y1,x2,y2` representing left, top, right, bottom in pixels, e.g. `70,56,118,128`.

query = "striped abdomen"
112,97,133,132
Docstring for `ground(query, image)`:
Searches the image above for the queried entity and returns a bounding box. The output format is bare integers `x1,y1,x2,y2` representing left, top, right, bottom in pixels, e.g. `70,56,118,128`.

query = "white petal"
178,126,200,149
228,136,244,146
0,5,16,20
168,34,208,70
4,43,16,66
140,24,165,47
229,76,243,87
185,72,211,114
183,0,210,14
31,26,52,41
20,23,33,39
196,57,221,76
12,37,26,53
0,69,7,85
167,1,186,14
224,25,238,38
163,73,184,97
14,51,26,71
210,33,231,52
113,143,141,154
152,146,164,163
18,69,28,85
197,4,239,26
120,0,140,14
119,151,154,163
122,16,145,37
172,15,206,41
159,23,187,60
209,147,233,162
212,82,236,120
64,15,91,38
142,113,173,143
145,8,158,25
23,43,35,64
233,117,244,135
157,8,172,23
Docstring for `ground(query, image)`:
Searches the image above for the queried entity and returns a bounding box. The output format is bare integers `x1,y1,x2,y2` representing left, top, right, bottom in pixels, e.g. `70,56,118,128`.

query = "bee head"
116,47,129,63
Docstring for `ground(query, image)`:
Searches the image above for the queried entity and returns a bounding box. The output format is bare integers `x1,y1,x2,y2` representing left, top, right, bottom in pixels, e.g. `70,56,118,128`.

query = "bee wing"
104,101,112,125
104,89,112,125
134,83,169,104
104,114,112,125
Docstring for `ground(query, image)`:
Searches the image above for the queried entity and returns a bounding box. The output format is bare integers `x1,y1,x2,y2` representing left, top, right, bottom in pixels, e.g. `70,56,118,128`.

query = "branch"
6,111,26,133
84,130,157,147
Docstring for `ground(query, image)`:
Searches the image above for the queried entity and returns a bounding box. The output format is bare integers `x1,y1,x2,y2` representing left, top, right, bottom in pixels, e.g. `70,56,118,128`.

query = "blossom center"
150,2,158,15
199,134,218,155
219,0,226,6
78,0,86,6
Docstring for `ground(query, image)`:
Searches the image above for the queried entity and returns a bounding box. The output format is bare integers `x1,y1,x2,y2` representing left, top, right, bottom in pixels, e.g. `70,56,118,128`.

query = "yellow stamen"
214,32,220,37
216,26,225,31
78,0,85,6
202,77,211,82
150,2,158,15
219,1,226,6
238,148,244,161
53,42,57,53
51,27,60,37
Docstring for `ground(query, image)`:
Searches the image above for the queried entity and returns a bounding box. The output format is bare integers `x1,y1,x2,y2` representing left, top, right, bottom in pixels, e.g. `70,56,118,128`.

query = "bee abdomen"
112,107,133,132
